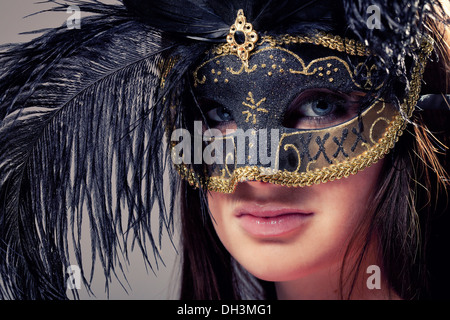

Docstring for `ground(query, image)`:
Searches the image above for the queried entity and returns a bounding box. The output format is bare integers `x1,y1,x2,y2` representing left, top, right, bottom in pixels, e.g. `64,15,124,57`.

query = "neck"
275,241,401,300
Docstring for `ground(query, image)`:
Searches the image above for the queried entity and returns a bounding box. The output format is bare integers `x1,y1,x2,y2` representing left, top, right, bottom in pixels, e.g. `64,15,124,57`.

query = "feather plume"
123,0,343,39
0,0,179,299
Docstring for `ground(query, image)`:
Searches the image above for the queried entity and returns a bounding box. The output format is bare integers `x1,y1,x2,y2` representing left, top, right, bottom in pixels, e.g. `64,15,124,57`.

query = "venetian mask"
171,10,433,193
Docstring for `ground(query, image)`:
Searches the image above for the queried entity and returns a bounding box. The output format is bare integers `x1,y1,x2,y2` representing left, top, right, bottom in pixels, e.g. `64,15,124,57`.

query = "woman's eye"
197,98,237,133
283,90,360,129
206,106,234,123
301,98,341,117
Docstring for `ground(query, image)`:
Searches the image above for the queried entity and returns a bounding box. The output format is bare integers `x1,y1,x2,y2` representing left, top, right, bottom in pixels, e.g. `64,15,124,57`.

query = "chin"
242,263,310,282
233,252,316,283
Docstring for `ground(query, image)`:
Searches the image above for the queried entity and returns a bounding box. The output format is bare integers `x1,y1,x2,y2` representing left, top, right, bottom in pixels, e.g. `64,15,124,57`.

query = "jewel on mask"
226,9,258,64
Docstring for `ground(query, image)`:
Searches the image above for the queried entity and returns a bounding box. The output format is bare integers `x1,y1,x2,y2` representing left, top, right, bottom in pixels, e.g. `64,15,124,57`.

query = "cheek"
207,192,244,262
308,162,382,247
207,192,233,237
321,160,382,215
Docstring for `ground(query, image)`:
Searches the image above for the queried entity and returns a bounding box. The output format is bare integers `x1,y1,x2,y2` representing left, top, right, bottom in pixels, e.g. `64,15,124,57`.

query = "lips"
236,205,313,238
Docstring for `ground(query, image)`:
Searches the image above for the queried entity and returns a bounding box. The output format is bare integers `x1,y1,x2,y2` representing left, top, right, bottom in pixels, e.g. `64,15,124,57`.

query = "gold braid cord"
212,31,370,57
175,35,434,193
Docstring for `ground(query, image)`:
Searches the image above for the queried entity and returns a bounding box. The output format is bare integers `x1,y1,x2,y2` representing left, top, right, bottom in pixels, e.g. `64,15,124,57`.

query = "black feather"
123,0,344,40
0,1,178,299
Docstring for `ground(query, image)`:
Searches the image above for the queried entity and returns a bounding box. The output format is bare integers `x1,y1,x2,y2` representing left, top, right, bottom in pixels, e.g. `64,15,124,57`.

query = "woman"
0,0,448,299
173,1,450,300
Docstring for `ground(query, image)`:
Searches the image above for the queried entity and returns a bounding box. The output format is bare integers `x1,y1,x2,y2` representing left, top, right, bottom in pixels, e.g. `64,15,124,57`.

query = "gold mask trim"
214,32,370,57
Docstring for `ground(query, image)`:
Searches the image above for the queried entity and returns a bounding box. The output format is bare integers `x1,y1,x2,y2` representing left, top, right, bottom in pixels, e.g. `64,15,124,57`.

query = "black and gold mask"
172,10,433,193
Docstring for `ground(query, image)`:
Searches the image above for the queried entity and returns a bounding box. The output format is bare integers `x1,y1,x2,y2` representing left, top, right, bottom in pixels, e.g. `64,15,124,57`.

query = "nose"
237,179,287,193
233,179,300,203
245,180,274,189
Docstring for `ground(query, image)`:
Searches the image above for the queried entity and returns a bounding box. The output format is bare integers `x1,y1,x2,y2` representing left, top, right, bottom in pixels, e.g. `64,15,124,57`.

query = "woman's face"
207,160,383,282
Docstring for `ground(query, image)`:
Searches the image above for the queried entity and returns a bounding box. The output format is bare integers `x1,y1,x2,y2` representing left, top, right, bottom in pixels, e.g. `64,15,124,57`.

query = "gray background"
0,0,180,299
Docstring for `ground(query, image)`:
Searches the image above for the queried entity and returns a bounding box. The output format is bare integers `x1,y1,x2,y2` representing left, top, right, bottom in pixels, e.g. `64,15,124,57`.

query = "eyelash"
302,97,344,119
197,99,234,129
283,90,357,128
206,106,233,123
